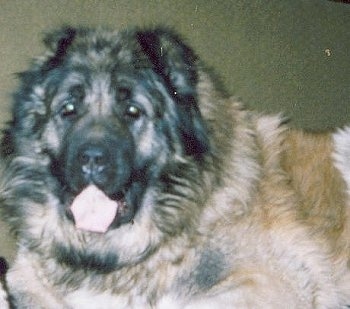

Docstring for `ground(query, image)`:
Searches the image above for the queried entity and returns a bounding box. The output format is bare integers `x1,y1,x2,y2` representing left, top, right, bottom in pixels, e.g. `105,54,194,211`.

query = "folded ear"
136,28,198,99
42,27,77,71
136,28,210,158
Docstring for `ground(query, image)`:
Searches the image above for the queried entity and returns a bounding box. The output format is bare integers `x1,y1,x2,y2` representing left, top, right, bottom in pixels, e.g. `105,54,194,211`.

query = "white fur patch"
333,126,350,193
66,288,148,309
0,282,9,309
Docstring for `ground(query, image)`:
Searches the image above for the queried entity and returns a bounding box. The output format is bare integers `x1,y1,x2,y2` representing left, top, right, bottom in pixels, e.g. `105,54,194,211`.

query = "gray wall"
0,0,349,129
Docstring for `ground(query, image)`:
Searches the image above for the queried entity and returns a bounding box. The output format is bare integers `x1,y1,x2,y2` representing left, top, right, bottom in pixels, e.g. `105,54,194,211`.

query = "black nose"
77,144,110,181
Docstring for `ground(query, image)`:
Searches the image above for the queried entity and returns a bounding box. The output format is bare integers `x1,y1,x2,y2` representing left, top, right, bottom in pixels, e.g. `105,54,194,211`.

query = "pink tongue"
70,185,119,233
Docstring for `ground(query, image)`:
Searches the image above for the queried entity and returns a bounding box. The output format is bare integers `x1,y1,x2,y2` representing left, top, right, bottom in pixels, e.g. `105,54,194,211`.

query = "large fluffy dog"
0,26,349,308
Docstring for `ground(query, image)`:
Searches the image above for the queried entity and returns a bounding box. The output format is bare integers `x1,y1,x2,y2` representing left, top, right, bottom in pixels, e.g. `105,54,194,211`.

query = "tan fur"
282,131,350,261
282,130,350,301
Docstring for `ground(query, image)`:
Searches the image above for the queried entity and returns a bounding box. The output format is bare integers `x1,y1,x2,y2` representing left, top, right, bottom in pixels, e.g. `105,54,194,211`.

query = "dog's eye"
124,105,142,119
60,100,77,118
59,85,84,119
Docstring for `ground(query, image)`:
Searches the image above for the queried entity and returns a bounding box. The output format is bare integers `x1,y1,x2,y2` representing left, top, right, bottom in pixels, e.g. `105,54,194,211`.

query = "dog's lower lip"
115,197,129,217
110,191,125,201
65,207,75,223
110,192,128,213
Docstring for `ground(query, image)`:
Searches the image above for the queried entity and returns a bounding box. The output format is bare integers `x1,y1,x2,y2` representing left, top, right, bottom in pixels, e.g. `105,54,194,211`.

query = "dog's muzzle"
63,119,135,196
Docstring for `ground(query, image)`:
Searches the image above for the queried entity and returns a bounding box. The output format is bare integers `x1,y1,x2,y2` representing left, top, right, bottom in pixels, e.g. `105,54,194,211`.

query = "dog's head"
1,27,212,270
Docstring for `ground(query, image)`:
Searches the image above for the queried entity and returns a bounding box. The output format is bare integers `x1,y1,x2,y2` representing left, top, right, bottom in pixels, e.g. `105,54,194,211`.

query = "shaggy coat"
0,26,349,308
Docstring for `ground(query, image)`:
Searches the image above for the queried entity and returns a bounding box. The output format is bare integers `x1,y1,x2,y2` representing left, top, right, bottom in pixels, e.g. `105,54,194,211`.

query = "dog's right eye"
59,85,85,119
60,99,77,118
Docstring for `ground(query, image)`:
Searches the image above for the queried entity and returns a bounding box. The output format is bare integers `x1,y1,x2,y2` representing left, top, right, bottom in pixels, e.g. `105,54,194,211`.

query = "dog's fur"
0,26,349,308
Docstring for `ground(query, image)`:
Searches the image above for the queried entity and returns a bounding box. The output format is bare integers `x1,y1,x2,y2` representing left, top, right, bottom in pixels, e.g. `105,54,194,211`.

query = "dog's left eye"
124,105,142,119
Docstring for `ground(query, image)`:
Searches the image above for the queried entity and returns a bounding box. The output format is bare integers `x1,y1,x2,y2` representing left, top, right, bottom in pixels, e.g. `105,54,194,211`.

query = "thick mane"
1,26,348,309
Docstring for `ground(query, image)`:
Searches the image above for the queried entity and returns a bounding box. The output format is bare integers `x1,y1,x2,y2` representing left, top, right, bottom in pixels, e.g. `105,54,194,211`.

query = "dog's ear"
136,28,210,158
42,27,77,71
1,127,15,157
136,28,197,97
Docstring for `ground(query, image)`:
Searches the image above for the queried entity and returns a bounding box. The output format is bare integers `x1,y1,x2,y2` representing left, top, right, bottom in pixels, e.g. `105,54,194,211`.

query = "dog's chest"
65,288,148,309
65,288,187,309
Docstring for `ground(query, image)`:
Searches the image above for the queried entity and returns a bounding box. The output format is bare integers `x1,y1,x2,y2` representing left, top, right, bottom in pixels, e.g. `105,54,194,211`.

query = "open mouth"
65,185,133,233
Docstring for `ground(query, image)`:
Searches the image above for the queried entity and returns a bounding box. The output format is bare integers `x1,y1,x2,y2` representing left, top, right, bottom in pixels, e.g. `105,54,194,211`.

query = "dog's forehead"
67,30,142,70
49,69,162,119
43,29,169,118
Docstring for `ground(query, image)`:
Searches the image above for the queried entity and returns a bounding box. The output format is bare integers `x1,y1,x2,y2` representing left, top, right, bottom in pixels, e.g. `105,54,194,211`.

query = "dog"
0,26,349,308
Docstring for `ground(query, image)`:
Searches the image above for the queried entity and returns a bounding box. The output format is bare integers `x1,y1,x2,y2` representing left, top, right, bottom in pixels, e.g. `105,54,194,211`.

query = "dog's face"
2,27,210,271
